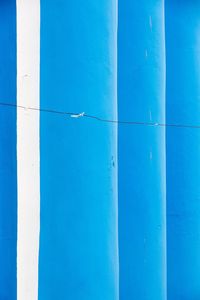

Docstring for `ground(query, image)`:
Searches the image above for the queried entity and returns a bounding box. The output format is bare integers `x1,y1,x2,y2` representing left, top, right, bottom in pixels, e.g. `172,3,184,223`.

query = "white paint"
17,1,40,300
71,112,85,118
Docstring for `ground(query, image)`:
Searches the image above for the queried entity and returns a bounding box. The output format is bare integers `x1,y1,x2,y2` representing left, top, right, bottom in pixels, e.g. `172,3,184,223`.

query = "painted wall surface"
1,1,200,299
39,1,118,299
16,0,40,299
166,1,200,299
118,0,166,299
0,1,17,299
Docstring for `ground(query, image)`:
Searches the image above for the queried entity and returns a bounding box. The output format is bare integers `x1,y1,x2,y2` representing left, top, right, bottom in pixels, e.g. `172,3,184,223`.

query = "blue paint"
39,1,118,299
0,1,17,299
118,0,166,299
166,1,200,299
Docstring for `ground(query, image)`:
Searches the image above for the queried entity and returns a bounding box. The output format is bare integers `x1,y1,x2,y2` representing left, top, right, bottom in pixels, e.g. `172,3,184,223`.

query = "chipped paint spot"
111,156,115,168
149,16,152,31
149,110,152,121
150,151,153,160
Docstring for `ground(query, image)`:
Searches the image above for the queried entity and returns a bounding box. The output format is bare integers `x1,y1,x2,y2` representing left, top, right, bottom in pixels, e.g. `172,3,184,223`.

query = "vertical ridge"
17,0,40,299
166,1,200,298
118,0,167,298
39,1,118,299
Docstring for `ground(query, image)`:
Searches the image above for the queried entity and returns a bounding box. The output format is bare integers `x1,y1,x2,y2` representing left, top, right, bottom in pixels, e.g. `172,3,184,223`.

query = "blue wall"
166,1,200,299
39,0,118,299
0,1,199,299
118,0,166,299
0,1,17,299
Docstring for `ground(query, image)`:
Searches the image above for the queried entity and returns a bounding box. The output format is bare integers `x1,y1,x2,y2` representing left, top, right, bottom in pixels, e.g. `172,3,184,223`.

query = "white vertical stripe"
17,1,40,300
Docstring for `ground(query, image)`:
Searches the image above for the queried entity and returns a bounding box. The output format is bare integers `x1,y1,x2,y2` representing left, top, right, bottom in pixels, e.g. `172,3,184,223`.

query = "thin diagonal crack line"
0,101,200,129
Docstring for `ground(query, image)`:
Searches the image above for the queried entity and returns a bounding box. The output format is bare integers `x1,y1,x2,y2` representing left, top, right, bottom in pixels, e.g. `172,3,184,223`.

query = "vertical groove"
0,1,17,299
